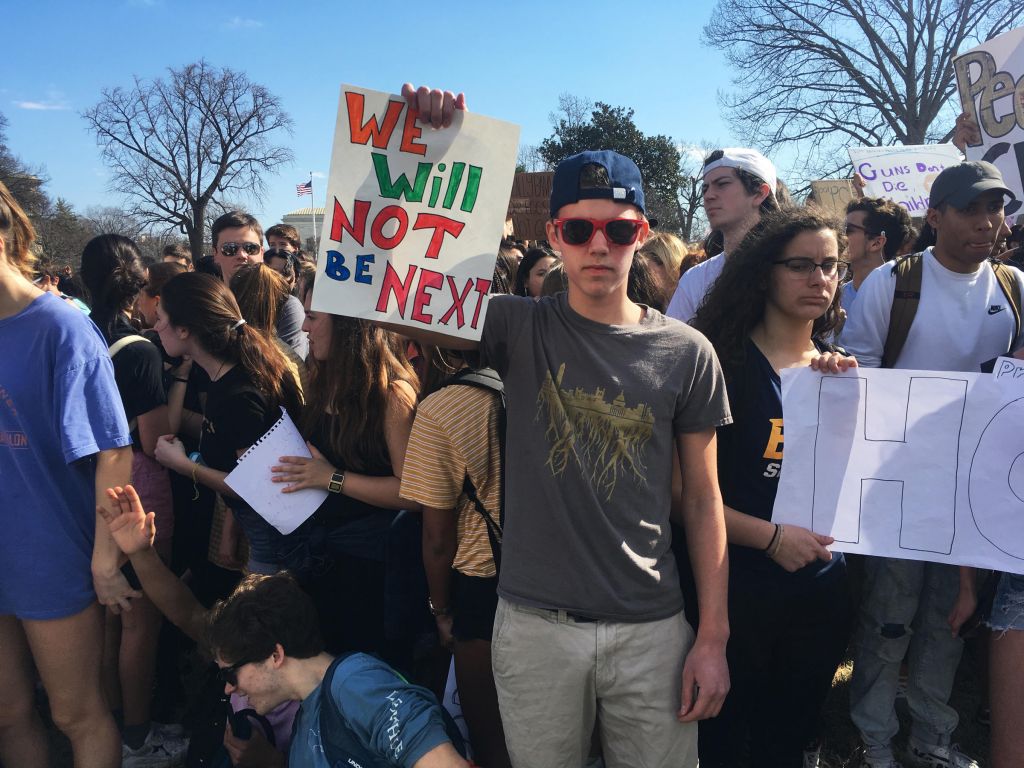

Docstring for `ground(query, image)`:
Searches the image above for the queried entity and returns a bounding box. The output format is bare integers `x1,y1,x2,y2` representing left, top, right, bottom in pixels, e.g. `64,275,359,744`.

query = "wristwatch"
428,597,451,617
327,471,346,494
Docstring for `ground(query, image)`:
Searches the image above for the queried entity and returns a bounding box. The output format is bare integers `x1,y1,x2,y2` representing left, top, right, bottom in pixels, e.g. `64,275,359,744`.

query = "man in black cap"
841,161,1023,768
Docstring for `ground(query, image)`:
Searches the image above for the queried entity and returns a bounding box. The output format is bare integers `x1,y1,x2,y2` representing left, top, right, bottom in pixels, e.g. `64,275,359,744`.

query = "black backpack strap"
882,252,924,368
441,367,506,572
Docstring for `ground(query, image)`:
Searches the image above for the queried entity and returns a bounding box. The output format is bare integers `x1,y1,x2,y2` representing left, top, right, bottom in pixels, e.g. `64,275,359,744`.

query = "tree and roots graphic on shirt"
537,363,654,500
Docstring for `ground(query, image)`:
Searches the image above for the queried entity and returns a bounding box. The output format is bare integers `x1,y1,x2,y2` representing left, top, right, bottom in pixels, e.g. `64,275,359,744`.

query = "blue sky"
4,0,740,229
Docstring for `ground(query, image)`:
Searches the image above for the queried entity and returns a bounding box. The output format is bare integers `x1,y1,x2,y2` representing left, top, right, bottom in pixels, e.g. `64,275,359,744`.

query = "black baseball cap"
549,150,646,218
928,161,1015,210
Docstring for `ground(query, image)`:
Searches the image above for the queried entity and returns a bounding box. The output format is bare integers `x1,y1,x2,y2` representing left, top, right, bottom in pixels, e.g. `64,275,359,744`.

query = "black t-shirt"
199,365,277,473
717,339,843,589
108,316,166,424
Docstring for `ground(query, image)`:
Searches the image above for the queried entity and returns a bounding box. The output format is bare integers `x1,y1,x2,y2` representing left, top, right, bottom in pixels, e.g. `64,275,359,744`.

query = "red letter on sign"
412,214,465,259
411,268,444,324
330,199,370,245
439,276,474,329
370,206,410,251
346,92,403,149
375,262,418,317
400,107,428,156
470,278,491,329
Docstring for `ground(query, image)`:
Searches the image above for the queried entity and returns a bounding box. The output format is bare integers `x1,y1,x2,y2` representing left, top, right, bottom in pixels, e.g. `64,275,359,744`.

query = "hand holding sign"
311,85,519,341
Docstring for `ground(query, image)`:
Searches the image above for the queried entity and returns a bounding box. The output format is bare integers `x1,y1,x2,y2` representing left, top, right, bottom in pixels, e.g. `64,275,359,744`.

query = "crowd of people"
1,83,1023,768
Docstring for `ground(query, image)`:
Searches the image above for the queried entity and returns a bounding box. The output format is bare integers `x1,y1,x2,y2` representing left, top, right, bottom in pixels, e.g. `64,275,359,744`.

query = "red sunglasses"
553,217,649,246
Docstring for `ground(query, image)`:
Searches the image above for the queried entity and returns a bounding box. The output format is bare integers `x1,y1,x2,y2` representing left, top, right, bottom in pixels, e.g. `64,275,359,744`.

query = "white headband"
703,148,778,196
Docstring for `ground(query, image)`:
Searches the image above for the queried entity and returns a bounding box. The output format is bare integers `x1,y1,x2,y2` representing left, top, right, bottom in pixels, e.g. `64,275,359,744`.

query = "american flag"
296,180,313,196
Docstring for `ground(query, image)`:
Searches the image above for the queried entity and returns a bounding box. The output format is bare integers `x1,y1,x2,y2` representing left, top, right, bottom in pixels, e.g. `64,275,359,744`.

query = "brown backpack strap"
882,252,924,368
990,260,1022,343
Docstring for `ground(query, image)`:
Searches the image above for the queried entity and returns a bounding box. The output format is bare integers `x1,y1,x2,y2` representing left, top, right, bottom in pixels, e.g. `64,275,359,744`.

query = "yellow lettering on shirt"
763,418,784,460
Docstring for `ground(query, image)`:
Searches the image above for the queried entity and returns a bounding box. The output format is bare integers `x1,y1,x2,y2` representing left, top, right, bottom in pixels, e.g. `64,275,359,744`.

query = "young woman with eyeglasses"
152,272,303,574
690,207,856,768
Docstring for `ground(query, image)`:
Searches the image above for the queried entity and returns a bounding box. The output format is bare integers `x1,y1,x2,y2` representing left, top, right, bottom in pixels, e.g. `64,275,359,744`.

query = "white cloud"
311,171,327,179
225,16,263,28
14,100,70,111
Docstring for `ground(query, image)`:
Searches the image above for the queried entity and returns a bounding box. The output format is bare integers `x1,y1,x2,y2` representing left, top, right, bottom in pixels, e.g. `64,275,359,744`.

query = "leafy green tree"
539,98,688,235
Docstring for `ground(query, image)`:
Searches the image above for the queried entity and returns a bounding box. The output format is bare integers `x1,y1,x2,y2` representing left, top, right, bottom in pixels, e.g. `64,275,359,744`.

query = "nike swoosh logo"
989,305,1006,315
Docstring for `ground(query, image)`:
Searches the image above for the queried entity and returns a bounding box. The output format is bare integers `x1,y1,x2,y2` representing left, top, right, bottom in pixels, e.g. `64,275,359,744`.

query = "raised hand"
99,485,157,556
400,83,467,129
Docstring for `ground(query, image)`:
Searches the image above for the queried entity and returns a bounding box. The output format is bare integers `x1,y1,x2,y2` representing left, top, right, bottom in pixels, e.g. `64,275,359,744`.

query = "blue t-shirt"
290,654,452,768
0,292,131,619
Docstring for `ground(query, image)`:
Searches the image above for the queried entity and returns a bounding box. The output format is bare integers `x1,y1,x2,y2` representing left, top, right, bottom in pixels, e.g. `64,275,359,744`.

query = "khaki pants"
491,598,698,768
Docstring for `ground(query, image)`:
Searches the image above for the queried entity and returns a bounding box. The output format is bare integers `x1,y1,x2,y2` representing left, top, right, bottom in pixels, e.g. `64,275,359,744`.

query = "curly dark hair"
691,207,847,381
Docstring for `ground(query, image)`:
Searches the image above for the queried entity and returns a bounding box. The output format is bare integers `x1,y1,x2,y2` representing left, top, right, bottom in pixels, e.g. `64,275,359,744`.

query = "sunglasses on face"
553,218,648,246
220,242,262,257
844,222,884,238
773,258,849,280
217,658,255,687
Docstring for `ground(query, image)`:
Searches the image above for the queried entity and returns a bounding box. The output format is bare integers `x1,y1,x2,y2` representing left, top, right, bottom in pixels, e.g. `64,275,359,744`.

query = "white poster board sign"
772,366,1024,574
954,26,1024,218
310,85,520,340
848,145,963,215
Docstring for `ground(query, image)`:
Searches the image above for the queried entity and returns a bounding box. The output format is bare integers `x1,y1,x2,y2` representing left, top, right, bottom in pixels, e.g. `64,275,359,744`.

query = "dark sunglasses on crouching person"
219,242,263,257
217,657,260,687
773,258,849,280
553,217,649,246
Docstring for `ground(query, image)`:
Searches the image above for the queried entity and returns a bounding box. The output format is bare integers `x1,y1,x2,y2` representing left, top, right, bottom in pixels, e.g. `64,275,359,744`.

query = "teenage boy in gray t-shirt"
395,87,732,768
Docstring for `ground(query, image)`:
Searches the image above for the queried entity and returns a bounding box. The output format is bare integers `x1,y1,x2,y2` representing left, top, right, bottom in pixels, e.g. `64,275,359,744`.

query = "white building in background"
281,206,325,254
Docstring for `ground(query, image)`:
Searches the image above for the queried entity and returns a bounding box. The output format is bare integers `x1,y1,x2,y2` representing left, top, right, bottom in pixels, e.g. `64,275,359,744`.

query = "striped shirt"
400,383,501,578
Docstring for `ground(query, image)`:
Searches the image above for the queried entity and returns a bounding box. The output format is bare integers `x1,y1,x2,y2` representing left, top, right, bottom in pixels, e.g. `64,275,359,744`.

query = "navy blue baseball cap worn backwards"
549,150,646,218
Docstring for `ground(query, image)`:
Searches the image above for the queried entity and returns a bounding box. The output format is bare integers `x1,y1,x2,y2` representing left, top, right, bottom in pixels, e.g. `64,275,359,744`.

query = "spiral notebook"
224,408,328,535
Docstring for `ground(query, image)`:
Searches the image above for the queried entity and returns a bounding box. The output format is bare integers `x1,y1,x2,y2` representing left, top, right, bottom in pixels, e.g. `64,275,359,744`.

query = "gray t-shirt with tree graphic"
481,293,731,622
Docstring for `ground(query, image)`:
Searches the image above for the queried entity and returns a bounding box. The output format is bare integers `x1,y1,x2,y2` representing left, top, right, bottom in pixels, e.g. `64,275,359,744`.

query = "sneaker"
803,744,821,768
905,742,980,768
122,726,189,768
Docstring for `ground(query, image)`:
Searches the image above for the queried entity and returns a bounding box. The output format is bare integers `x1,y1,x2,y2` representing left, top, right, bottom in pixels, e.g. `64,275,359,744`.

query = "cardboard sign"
954,26,1024,217
848,145,963,214
507,171,553,241
311,85,520,340
809,179,857,215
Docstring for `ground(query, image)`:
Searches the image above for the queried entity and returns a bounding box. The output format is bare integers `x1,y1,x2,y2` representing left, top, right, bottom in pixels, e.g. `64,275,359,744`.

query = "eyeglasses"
264,248,296,262
219,242,262,257
217,658,256,687
845,222,884,238
773,258,849,280
553,218,649,246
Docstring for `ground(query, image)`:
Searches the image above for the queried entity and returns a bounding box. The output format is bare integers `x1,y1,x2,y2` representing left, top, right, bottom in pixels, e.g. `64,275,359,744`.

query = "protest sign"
772,366,1024,574
954,26,1024,217
311,85,520,340
847,144,963,214
809,179,856,215
507,171,553,241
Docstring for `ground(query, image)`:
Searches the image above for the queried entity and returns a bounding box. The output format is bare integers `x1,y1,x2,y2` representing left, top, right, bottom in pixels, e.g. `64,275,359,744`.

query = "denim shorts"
987,572,1024,632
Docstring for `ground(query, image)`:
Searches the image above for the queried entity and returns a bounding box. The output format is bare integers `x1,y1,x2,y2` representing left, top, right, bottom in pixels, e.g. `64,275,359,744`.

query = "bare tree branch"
83,60,293,259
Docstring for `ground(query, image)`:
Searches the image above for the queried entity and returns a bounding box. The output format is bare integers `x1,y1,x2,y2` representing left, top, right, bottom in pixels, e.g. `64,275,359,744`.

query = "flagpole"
309,172,319,256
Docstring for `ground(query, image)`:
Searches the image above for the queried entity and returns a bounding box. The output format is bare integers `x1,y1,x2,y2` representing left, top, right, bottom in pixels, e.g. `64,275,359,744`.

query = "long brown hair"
230,263,290,339
161,272,303,416
301,279,418,472
691,207,846,383
0,181,37,279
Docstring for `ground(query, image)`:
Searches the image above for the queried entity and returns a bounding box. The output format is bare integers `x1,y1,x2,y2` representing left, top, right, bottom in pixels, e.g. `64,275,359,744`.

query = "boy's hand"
401,84,467,129
100,485,157,556
678,638,729,722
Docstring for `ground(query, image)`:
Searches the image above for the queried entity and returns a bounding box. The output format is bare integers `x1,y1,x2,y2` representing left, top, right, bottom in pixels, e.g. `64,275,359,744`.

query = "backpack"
440,367,505,572
108,334,153,434
882,253,1022,368
318,654,466,767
